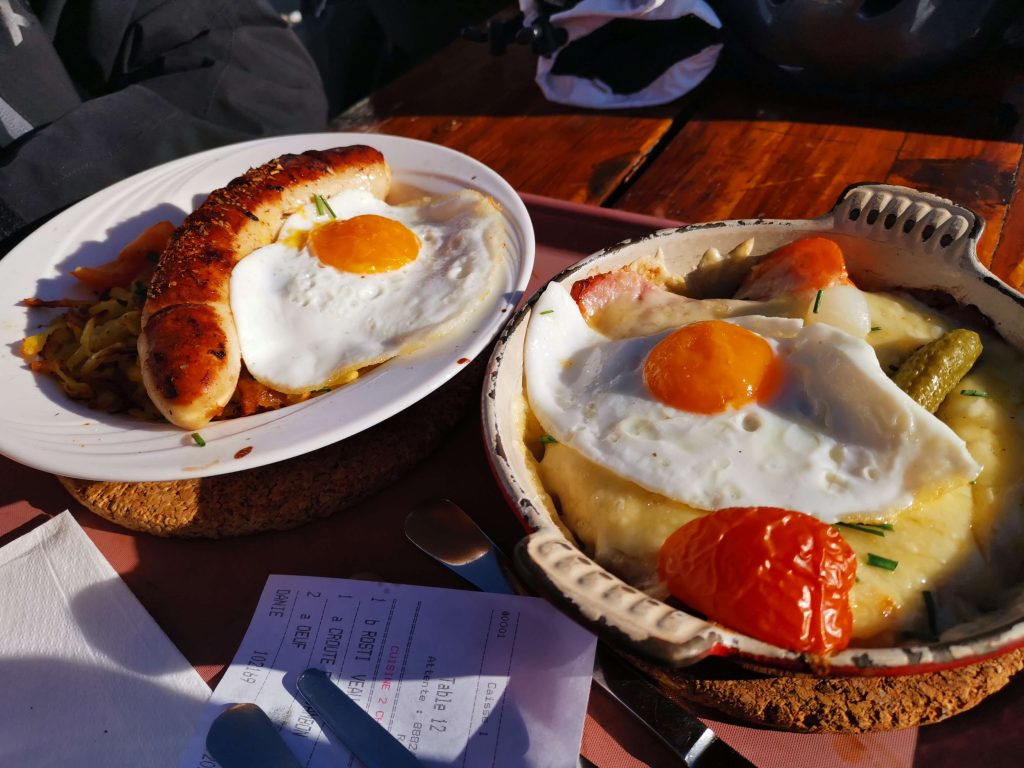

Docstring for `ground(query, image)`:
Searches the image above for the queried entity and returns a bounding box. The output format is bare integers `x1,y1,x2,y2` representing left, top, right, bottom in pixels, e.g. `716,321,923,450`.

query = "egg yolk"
643,320,780,413
308,215,420,273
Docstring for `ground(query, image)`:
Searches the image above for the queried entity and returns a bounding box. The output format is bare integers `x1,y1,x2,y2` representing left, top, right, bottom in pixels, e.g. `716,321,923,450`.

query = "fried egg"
524,282,981,523
230,189,504,393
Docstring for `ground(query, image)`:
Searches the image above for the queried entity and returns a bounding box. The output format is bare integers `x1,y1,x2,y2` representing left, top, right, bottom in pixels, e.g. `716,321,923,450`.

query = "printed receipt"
180,575,597,768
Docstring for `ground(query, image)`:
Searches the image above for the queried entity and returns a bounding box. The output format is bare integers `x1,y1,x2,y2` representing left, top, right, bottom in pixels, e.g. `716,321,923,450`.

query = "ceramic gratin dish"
483,183,1024,676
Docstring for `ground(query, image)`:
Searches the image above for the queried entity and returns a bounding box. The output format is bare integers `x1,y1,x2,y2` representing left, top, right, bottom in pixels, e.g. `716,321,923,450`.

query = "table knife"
405,499,754,768
297,667,423,768
592,648,752,768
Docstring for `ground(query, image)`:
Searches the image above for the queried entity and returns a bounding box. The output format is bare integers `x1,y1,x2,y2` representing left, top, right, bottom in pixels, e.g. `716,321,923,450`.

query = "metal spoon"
206,703,303,768
404,499,753,768
404,498,517,596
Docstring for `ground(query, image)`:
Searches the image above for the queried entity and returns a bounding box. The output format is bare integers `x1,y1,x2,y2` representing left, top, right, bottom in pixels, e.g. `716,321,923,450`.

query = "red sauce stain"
457,357,470,364
234,446,253,459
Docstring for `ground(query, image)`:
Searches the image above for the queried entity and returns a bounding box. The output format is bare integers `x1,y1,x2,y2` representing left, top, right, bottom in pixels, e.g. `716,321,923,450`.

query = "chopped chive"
923,590,939,639
191,432,206,447
867,553,899,571
812,289,823,314
870,326,882,332
863,522,894,531
539,309,554,315
314,194,336,219
960,389,989,398
310,387,331,394
540,434,558,445
836,522,886,537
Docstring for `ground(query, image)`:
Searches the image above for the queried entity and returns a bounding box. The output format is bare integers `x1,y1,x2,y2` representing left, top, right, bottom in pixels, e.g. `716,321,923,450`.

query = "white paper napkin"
0,511,211,768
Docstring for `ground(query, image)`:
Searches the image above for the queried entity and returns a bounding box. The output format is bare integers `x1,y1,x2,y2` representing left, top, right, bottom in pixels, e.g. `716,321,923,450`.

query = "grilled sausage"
139,146,391,429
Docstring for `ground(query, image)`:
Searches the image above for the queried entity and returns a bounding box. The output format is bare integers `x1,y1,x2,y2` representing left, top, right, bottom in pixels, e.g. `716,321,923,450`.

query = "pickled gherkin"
892,329,983,412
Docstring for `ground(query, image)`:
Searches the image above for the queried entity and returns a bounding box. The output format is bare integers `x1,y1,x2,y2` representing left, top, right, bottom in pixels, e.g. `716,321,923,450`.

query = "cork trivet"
623,647,1024,733
59,358,485,538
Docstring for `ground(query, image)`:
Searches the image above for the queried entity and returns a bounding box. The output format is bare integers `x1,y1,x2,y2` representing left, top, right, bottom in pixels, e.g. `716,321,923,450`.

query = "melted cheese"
533,289,1024,645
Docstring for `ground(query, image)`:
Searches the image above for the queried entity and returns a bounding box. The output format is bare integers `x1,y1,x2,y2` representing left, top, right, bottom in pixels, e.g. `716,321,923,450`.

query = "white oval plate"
0,133,534,481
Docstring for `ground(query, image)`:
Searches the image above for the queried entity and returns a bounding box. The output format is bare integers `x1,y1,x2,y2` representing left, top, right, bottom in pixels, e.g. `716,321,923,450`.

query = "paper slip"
181,575,597,768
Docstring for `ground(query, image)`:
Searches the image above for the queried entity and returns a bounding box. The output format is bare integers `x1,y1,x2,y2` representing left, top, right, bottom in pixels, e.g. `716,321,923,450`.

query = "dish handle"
513,529,723,665
828,182,1024,348
829,182,981,264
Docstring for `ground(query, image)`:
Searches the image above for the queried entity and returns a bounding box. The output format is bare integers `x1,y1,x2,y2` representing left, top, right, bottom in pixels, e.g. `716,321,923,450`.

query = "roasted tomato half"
658,506,857,654
735,236,851,300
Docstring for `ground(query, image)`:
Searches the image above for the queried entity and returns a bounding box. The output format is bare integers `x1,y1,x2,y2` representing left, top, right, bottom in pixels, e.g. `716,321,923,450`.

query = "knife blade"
593,648,753,768
297,667,423,768
405,500,754,768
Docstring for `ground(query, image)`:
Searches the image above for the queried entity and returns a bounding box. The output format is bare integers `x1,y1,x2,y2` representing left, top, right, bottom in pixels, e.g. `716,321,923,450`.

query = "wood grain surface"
331,37,682,204
336,17,1024,290
615,48,1024,286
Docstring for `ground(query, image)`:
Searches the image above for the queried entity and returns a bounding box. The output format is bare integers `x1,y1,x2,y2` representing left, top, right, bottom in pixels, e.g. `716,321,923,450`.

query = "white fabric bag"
520,0,723,109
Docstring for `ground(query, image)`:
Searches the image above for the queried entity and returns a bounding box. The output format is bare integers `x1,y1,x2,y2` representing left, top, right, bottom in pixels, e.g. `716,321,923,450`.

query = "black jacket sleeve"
0,0,328,247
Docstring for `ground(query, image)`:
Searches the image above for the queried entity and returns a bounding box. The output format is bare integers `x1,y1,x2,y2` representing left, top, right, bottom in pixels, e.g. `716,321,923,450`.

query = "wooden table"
331,17,1024,768
333,23,1024,290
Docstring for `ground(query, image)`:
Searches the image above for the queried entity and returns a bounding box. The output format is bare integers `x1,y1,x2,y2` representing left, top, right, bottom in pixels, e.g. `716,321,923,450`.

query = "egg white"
524,282,981,523
230,189,504,393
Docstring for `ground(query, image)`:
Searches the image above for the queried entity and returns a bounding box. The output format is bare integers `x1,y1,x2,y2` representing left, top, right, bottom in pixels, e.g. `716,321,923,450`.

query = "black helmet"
713,0,1014,83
